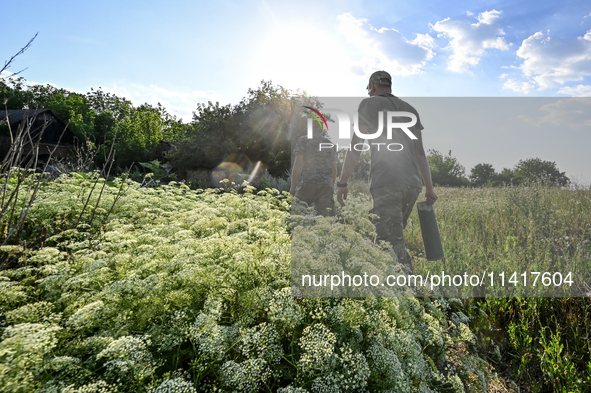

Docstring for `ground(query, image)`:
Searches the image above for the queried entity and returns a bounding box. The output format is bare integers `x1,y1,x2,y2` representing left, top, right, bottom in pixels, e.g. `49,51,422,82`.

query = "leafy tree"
171,100,237,174
232,81,292,176
427,149,469,187
172,80,312,178
496,168,516,186
469,163,497,186
514,158,569,186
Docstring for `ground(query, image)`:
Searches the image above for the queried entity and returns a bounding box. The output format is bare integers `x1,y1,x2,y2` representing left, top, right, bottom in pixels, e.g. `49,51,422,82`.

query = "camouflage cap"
367,70,392,87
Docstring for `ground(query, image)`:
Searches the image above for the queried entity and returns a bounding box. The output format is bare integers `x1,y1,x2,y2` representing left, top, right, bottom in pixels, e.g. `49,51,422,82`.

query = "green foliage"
0,78,188,170
171,81,293,178
468,159,570,188
138,160,176,187
336,150,371,183
497,167,516,186
473,297,591,392
469,163,496,187
514,157,570,187
257,169,291,192
427,150,469,187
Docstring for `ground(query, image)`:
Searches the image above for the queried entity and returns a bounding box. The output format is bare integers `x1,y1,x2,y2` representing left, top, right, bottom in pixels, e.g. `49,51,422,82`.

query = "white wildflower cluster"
239,322,283,364
298,323,337,375
331,345,370,392
308,375,351,393
154,308,192,352
62,380,115,393
96,335,155,383
188,313,232,367
148,378,197,393
276,386,308,393
291,216,406,297
202,296,225,320
0,177,505,391
365,343,409,392
458,323,476,344
219,358,272,393
384,329,429,383
422,312,445,347
26,247,65,265
0,323,62,392
365,308,397,335
0,277,28,313
4,301,60,324
43,355,86,384
66,300,105,331
448,374,465,392
294,324,372,391
267,287,303,333
47,355,81,371
455,353,491,393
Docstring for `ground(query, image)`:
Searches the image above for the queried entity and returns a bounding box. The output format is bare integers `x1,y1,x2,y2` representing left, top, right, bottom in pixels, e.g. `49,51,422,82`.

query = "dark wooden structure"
0,109,76,162
152,140,178,162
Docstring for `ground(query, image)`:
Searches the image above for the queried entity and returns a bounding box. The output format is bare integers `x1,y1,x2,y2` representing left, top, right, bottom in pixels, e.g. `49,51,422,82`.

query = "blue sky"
2,0,591,183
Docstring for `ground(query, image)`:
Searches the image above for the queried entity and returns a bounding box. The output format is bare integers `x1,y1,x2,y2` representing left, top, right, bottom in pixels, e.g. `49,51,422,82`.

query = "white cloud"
0,70,15,79
502,78,534,93
104,83,225,122
519,98,591,128
432,9,510,73
336,13,435,76
557,84,591,96
515,30,591,90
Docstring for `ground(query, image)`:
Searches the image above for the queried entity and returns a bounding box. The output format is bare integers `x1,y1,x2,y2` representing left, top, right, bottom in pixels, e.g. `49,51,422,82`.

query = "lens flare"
211,154,263,186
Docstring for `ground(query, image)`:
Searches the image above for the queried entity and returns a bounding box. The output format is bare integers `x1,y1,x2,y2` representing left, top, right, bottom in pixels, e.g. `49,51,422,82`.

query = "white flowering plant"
0,175,493,392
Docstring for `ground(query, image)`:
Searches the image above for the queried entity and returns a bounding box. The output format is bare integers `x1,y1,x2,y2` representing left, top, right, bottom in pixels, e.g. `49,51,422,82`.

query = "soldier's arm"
290,154,305,196
414,128,438,204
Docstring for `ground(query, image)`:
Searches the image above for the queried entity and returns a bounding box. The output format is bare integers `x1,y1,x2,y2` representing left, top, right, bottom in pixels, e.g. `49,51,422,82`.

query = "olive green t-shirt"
353,94,424,189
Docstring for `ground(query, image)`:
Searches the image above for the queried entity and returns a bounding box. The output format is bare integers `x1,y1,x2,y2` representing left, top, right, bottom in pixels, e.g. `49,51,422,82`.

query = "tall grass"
407,184,591,297
401,183,591,391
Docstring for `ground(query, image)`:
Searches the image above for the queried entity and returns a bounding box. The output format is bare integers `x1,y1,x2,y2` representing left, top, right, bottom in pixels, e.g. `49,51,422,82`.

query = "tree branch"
1,32,39,77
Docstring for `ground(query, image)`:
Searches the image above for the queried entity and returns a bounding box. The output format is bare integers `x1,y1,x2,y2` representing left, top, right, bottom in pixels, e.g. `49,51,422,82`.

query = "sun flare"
254,23,360,95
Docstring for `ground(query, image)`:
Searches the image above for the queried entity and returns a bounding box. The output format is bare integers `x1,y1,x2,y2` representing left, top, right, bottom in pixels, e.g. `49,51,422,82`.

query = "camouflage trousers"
295,183,335,217
370,184,422,270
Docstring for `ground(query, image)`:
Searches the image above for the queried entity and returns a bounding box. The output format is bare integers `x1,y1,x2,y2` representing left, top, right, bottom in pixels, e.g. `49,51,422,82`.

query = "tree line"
426,150,570,187
0,78,301,178
1,77,570,187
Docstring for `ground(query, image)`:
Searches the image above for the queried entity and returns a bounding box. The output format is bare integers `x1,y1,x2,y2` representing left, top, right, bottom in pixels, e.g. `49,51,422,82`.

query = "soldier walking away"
336,71,438,273
290,120,337,217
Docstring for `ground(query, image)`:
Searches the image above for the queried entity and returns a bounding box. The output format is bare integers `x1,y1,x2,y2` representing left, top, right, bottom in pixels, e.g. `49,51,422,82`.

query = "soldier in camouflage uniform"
290,121,337,217
336,71,438,273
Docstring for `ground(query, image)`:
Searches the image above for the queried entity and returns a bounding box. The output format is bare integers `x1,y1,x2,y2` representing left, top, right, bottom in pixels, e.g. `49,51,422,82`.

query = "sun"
253,23,358,96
